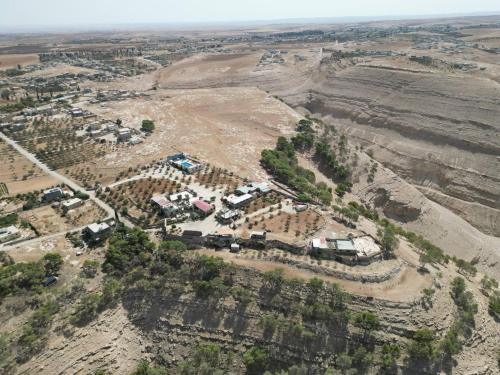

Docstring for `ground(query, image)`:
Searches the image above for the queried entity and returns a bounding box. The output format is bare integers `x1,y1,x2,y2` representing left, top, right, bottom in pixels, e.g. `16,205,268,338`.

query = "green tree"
131,360,167,375
262,268,285,291
243,347,269,375
41,253,63,275
407,328,437,362
336,353,352,374
381,343,400,369
489,291,500,319
377,226,399,259
81,259,99,278
141,120,155,133
353,311,380,340
352,346,373,370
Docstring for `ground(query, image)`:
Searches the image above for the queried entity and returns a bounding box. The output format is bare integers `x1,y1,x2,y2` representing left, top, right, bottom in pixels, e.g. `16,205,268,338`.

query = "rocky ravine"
294,65,500,237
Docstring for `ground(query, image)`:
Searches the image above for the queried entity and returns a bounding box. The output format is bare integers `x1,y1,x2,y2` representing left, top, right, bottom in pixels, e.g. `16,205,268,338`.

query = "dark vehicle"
43,276,59,287
182,230,203,237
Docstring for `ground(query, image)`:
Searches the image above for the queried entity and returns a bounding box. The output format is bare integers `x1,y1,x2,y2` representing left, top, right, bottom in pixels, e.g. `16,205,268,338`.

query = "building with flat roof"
169,191,194,202
117,128,131,142
225,193,254,208
43,187,63,202
216,209,242,224
84,222,111,242
62,197,84,212
151,195,179,217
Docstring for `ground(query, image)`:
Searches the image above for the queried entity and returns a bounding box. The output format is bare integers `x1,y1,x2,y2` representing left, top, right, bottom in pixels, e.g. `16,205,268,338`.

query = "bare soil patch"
82,87,300,181
0,53,39,69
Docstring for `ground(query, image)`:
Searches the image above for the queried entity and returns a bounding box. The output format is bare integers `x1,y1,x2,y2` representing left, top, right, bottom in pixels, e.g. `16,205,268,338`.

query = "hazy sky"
2,0,500,29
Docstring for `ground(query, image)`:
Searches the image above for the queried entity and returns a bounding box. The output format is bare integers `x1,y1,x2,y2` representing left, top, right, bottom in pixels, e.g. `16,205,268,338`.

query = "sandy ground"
0,53,39,69
19,202,106,236
157,52,262,88
82,87,300,181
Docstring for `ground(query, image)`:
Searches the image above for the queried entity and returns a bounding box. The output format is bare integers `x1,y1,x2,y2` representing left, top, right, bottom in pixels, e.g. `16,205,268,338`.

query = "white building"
0,226,21,244
117,128,131,142
225,193,254,208
62,197,84,212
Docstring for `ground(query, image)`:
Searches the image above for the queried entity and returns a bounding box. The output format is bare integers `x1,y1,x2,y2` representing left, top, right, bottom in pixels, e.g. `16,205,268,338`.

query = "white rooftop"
226,193,253,205
87,222,110,233
62,197,82,207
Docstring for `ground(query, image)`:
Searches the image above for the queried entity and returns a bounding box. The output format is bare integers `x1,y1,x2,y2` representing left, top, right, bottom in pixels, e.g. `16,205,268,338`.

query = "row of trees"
260,137,332,204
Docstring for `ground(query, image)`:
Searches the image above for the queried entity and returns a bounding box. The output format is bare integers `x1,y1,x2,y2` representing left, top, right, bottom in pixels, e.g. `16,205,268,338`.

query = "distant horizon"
2,0,500,34
1,11,500,35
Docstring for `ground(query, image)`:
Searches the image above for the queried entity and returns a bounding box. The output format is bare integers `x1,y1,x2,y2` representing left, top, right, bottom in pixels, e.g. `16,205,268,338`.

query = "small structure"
335,239,357,256
169,191,194,202
70,108,84,117
163,153,203,174
43,276,58,287
43,187,63,202
310,237,336,259
193,200,214,217
216,209,241,224
230,243,241,253
235,182,270,196
129,136,143,145
163,153,186,163
171,158,202,174
117,128,131,142
151,195,179,217
294,204,308,212
0,225,21,244
250,231,267,241
84,222,112,242
61,197,84,212
106,122,119,132
225,193,253,208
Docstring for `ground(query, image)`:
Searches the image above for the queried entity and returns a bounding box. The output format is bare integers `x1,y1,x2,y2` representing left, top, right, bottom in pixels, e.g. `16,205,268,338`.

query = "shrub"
141,120,155,133
243,347,269,375
81,259,99,278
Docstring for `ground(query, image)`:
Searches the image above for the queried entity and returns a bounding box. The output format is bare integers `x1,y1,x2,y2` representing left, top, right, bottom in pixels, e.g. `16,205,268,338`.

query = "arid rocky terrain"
0,14,499,375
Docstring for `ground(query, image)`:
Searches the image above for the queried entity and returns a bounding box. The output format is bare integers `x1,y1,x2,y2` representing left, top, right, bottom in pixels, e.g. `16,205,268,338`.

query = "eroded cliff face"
287,64,500,237
350,152,500,278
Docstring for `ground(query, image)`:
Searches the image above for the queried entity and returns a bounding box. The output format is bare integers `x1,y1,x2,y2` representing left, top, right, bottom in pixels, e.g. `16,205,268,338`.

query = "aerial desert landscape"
0,5,499,375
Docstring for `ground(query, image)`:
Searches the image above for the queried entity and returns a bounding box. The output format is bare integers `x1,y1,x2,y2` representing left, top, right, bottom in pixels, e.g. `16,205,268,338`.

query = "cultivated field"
0,138,57,195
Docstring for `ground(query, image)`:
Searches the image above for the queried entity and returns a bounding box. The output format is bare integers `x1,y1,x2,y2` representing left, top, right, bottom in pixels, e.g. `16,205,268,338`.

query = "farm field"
0,138,57,196
239,208,325,242
99,177,183,226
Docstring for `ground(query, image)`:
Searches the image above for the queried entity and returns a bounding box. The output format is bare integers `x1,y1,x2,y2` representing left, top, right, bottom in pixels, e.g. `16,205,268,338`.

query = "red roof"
193,200,213,214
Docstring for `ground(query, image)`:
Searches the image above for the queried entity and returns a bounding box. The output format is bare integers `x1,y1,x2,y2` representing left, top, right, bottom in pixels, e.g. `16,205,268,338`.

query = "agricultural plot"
243,191,283,214
193,166,242,191
99,177,183,226
7,119,108,172
241,208,324,242
0,138,57,195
